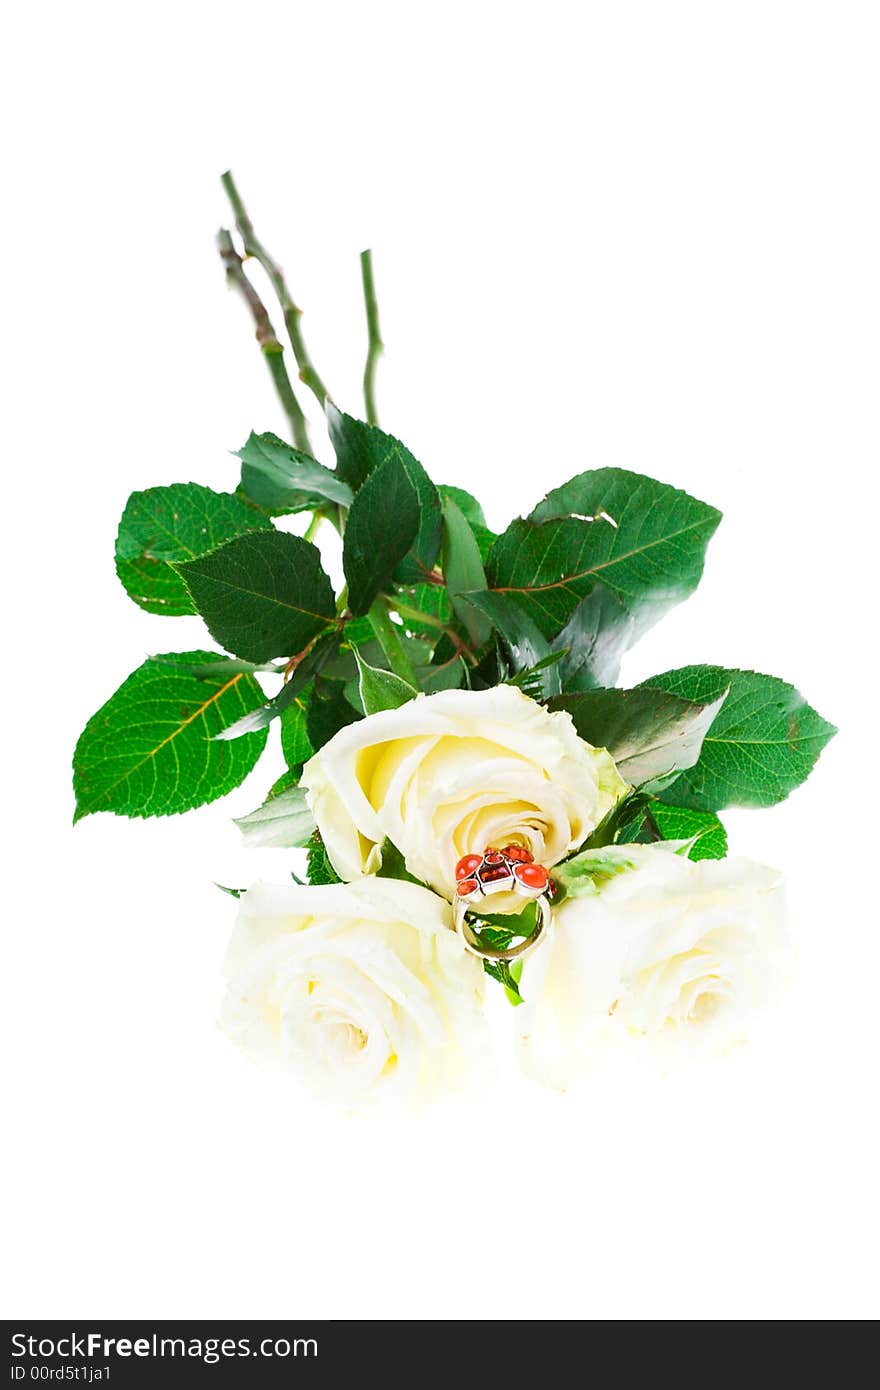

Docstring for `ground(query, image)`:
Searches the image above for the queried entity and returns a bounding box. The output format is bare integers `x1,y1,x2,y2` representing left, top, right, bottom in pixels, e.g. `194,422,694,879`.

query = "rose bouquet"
73,174,835,1110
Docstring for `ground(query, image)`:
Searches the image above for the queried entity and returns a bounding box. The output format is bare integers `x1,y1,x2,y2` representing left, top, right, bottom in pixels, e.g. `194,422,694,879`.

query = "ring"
452,845,553,963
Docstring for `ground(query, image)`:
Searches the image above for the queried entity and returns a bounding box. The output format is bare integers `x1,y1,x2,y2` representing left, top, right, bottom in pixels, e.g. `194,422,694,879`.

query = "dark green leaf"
643,666,837,810
306,680,361,751
73,650,268,821
236,431,353,513
214,629,343,742
280,693,313,768
342,455,421,617
550,685,727,789
393,457,443,586
441,498,492,647
486,470,721,638
553,585,636,690
175,530,336,663
327,406,442,584
115,483,271,616
460,590,560,697
355,650,418,714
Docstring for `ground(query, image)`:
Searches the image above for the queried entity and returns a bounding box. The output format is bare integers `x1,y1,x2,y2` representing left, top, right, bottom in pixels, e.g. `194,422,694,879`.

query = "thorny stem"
367,599,419,686
360,249,383,426
221,170,330,410
216,229,312,455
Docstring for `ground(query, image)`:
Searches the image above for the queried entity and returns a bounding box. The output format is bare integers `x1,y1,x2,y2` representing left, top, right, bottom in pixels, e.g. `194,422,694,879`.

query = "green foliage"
645,802,728,859
234,785,316,848
437,485,486,528
355,651,418,713
487,469,721,640
80,298,833,841
342,455,421,616
441,497,492,647
280,694,314,768
553,586,635,690
462,591,561,698
550,684,727,790
483,958,524,1005
644,666,836,810
552,846,637,898
175,530,336,662
236,431,353,513
306,681,361,751
306,834,342,885
327,405,442,584
73,651,268,821
375,839,422,885
115,483,271,615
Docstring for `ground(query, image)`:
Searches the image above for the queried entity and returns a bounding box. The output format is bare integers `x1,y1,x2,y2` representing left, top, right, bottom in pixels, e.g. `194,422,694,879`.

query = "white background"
3,1,878,1321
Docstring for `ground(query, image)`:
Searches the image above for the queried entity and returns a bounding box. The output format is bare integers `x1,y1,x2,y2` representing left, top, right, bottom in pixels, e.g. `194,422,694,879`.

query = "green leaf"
483,958,524,1006
393,457,443,586
342,455,421,617
642,666,837,810
580,788,655,849
441,497,492,647
645,802,727,859
236,431,353,513
115,483,271,616
306,681,361,751
437,485,486,528
459,590,561,698
234,785,316,848
550,685,727,789
149,654,285,677
553,585,636,690
552,845,638,898
266,768,301,799
214,630,343,742
280,693,313,768
486,469,721,638
307,834,342,885
326,405,442,584
468,524,498,564
175,530,336,663
375,839,422,885
355,650,418,714
73,650,268,821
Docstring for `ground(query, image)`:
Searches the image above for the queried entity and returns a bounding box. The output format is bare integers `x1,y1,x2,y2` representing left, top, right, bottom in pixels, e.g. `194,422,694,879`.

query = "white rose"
518,845,791,1087
221,877,490,1110
301,685,626,909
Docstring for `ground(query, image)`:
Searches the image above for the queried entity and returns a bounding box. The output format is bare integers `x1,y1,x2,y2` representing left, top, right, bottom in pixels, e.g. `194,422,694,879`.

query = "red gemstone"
478,863,513,884
483,850,505,865
455,854,482,881
515,862,549,890
502,844,533,864
457,878,479,896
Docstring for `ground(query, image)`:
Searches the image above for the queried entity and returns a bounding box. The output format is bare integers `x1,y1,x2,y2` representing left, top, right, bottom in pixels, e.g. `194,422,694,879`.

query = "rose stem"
359,249,383,426
367,599,419,686
216,229,313,455
221,170,330,411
